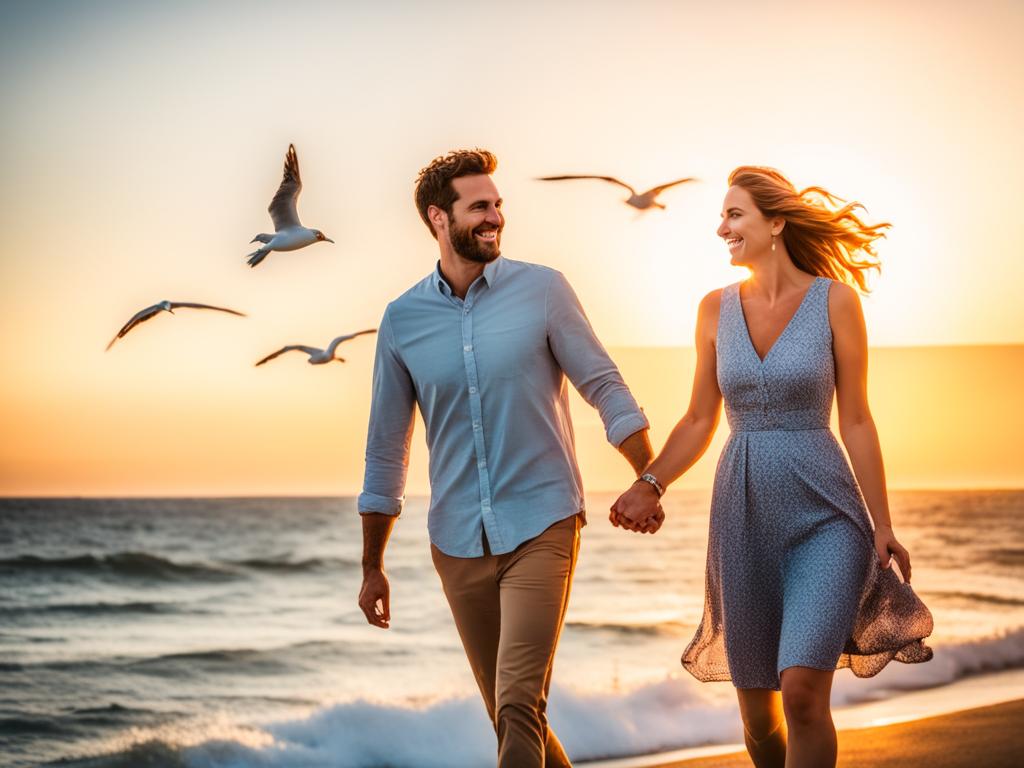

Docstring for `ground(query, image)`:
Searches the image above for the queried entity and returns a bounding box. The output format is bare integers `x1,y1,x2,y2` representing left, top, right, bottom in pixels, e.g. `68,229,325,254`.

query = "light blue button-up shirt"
358,256,648,557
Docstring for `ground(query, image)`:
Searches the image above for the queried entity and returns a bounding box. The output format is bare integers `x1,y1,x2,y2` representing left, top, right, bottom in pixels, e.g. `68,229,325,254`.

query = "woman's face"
716,185,776,267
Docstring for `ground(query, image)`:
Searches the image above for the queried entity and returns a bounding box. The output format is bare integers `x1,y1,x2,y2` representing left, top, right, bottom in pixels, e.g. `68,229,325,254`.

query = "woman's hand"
609,481,664,534
874,525,912,583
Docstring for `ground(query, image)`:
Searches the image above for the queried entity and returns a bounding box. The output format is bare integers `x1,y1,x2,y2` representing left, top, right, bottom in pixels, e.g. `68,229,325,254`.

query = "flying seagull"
537,175,697,210
255,329,378,367
106,301,246,351
247,144,334,267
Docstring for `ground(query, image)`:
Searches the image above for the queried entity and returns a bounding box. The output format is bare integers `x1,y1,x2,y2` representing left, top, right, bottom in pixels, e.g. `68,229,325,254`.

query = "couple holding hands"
357,149,932,768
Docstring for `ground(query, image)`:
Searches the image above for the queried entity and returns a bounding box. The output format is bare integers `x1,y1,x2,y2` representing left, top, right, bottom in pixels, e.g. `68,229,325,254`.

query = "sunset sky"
1,0,1021,496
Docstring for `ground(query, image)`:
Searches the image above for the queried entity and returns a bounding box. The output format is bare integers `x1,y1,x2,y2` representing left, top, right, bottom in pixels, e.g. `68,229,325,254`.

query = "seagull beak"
325,237,335,244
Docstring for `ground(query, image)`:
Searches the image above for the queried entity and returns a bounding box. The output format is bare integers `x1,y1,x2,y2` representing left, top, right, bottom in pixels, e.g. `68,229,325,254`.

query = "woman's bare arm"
830,282,912,581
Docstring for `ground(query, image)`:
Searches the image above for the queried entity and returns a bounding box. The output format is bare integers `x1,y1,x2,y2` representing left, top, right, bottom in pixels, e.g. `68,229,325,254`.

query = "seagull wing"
537,175,636,195
325,328,378,355
255,345,319,366
643,177,697,197
169,302,247,317
106,303,162,350
268,143,303,231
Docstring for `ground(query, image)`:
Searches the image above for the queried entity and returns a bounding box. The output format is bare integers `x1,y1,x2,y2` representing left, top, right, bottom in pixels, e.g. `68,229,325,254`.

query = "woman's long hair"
728,166,889,291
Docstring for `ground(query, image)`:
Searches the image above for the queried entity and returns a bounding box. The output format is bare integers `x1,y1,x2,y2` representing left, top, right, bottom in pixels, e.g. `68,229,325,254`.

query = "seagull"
537,174,697,210
106,301,246,351
254,329,378,367
247,144,334,267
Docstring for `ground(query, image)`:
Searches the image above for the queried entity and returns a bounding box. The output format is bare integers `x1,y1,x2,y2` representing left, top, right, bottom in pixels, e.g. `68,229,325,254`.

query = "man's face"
444,175,504,263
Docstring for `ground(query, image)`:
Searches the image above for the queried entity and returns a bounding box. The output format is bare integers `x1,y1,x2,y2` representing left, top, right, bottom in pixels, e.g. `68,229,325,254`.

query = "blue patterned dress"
681,277,933,690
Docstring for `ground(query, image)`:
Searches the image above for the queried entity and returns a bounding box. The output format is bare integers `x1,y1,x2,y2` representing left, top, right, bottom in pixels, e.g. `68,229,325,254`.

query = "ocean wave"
55,628,1024,767
565,620,690,638
1,648,294,677
1,552,358,583
0,553,239,582
920,590,1024,608
226,556,357,573
831,625,1024,701
987,547,1024,566
0,715,67,736
71,703,161,718
0,631,65,644
125,648,298,678
125,640,412,677
1,639,406,678
2,704,170,737
2,601,190,618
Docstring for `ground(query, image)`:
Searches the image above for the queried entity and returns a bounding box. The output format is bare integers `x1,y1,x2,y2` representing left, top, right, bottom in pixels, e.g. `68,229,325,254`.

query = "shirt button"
469,387,477,394
464,308,470,314
464,345,472,352
478,460,487,468
473,421,480,429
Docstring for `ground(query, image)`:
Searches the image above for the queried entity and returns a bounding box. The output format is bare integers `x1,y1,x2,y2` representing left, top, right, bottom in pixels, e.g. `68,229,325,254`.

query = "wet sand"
651,699,1024,768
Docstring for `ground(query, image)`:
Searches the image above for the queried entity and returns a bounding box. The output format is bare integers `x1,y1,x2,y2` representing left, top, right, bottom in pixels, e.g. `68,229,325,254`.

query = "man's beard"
449,216,501,264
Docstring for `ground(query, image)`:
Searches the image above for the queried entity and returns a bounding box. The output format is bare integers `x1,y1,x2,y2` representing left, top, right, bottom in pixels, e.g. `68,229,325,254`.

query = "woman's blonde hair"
728,166,889,291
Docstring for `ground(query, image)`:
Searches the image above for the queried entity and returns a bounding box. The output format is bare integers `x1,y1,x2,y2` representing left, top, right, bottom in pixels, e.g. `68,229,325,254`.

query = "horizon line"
3,486,1022,501
606,342,1024,350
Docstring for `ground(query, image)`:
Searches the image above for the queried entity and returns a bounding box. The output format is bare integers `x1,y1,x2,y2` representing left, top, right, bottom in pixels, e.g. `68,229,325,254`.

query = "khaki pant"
431,514,581,768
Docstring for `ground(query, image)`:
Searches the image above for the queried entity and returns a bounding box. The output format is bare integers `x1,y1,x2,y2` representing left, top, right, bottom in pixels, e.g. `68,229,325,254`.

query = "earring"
771,234,776,252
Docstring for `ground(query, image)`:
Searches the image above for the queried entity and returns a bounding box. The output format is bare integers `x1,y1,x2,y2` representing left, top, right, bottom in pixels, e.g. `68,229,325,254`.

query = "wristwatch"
635,472,664,498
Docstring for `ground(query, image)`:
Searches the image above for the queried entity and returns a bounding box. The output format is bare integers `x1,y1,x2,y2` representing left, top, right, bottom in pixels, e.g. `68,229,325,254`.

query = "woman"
611,166,933,768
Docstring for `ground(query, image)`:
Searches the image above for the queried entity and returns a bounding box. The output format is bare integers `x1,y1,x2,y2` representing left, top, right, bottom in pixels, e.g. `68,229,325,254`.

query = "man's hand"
609,481,664,534
358,568,391,629
359,512,397,628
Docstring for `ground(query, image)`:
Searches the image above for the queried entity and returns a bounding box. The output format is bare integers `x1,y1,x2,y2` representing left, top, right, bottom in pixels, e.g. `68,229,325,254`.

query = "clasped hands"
609,479,664,534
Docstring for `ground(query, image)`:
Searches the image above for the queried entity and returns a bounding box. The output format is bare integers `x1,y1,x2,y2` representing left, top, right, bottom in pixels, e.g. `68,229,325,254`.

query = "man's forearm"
618,428,654,476
361,512,398,573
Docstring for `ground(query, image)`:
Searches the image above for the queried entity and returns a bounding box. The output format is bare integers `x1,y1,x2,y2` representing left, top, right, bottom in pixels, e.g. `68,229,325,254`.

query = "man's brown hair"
415,149,498,239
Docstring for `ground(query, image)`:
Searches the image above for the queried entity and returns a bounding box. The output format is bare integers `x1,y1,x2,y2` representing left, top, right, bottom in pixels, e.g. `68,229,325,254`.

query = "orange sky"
1,1,1022,495
2,344,1020,496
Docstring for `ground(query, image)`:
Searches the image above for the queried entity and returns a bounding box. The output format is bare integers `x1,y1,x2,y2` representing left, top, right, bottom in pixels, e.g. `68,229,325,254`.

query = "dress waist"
726,408,829,433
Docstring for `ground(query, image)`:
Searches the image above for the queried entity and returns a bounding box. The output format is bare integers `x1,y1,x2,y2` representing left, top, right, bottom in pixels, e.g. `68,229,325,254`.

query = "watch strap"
637,472,664,498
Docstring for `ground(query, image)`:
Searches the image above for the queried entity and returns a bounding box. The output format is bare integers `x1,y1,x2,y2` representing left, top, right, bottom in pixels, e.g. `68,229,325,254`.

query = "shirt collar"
482,255,503,286
434,256,504,296
434,261,452,296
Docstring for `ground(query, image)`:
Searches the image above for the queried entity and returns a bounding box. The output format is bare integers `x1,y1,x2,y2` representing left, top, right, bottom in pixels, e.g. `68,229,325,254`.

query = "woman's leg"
779,666,836,768
736,687,787,768
774,516,866,767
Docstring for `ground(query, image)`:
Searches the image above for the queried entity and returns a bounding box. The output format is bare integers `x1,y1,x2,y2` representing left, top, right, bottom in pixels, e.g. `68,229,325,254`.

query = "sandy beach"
649,699,1024,768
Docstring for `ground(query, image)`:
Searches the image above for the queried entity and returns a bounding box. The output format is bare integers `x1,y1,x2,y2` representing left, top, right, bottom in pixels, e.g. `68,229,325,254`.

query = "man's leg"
430,543,502,725
494,514,580,768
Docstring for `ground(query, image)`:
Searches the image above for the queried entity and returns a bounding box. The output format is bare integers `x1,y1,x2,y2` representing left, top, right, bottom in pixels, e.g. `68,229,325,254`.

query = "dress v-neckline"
736,278,821,366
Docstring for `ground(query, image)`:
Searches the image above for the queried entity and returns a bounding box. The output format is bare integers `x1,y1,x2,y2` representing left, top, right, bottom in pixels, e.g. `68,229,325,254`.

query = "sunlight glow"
1,1,1021,494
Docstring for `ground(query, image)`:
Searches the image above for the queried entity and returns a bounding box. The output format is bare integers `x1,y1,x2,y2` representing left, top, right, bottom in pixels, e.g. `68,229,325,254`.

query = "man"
357,149,662,767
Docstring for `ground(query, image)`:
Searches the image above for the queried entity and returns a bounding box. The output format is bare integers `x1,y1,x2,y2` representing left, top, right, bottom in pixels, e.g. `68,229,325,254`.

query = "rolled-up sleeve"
358,306,416,515
545,271,649,446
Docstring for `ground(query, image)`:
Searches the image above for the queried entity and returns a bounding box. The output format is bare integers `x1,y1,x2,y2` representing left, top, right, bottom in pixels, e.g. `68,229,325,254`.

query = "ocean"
2,491,1022,767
